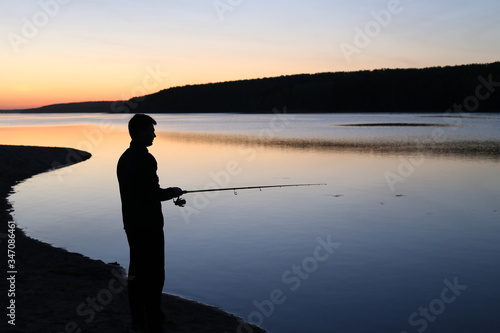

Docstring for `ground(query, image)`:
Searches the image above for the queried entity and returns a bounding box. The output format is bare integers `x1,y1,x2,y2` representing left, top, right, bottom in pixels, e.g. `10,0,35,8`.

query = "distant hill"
6,101,114,113
7,62,500,113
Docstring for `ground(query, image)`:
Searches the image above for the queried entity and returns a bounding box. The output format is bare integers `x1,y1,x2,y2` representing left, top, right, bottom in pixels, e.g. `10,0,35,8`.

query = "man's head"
128,114,157,146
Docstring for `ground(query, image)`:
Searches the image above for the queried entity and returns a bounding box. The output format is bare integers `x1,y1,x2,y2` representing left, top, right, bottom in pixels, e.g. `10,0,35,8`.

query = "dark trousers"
126,229,165,332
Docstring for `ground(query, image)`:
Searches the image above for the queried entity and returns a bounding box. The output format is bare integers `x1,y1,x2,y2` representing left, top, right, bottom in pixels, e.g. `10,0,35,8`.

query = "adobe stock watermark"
400,277,467,333
340,0,405,63
51,65,169,182
8,0,72,54
213,0,243,21
179,107,294,224
59,269,131,333
384,74,500,192
110,65,170,113
236,235,341,332
50,119,115,182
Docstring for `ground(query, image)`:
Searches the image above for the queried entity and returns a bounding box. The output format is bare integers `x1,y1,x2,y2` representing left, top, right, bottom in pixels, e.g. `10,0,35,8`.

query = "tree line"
130,62,500,113
14,62,500,113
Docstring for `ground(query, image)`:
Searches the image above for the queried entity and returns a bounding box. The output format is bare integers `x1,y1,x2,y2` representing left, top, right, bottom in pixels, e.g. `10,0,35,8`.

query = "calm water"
2,113,500,333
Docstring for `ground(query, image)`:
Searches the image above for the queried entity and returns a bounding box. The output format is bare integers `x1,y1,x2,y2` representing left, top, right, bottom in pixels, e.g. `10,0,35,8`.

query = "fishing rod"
173,183,327,207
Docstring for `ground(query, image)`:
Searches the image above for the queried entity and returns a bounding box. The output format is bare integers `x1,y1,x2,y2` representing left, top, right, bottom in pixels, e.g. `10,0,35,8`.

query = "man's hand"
169,187,184,197
169,187,187,207
161,187,185,201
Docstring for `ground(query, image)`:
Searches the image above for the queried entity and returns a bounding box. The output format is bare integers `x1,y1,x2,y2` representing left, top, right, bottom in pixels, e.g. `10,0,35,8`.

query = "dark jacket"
117,141,177,231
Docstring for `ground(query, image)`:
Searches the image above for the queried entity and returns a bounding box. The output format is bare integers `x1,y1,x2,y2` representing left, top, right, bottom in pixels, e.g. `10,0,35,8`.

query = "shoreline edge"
0,144,267,333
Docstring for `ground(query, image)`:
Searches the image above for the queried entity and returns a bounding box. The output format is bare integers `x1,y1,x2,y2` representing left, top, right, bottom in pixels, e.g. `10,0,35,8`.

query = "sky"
1,0,499,109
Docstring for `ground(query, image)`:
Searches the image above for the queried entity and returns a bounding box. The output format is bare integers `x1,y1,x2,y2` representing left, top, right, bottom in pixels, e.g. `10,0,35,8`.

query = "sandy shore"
0,145,267,333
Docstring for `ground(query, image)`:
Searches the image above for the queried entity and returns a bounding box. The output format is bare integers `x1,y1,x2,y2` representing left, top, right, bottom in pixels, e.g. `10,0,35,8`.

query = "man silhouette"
117,114,183,333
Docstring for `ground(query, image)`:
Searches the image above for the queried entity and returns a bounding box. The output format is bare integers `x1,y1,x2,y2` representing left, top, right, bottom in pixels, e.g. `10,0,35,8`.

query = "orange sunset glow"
1,1,499,110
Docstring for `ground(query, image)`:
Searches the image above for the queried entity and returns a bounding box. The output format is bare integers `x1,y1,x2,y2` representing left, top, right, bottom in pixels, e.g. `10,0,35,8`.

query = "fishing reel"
174,196,186,207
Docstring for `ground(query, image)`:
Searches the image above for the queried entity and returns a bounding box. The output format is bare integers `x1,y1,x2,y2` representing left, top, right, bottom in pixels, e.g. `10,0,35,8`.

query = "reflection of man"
117,114,183,333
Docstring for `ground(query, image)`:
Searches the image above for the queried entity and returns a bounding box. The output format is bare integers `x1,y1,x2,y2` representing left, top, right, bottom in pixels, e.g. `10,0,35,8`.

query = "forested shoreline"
7,62,500,114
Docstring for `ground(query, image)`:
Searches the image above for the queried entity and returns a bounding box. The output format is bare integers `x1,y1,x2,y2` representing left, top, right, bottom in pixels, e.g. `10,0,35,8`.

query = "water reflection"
159,131,500,160
5,119,500,333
